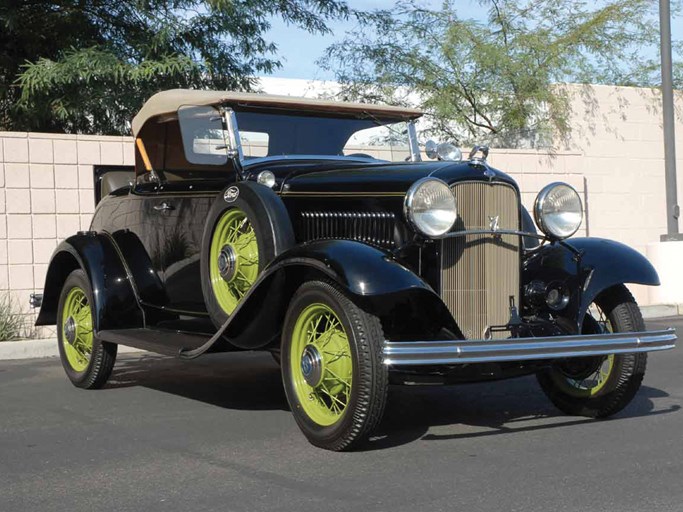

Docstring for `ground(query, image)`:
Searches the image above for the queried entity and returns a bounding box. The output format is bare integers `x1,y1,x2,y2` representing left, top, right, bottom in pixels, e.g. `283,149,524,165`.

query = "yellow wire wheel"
61,286,94,372
57,269,117,389
289,303,354,426
209,208,260,314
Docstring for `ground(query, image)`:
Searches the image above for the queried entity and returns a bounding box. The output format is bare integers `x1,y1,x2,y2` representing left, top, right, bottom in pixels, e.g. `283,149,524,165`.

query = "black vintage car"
37,89,677,450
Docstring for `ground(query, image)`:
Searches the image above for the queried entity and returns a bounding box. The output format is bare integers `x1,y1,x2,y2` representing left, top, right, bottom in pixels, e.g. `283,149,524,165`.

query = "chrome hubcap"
64,316,76,344
301,345,323,387
217,245,237,282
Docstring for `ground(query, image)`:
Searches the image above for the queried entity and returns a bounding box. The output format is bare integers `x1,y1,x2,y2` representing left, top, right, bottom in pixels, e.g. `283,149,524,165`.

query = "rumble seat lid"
131,89,424,136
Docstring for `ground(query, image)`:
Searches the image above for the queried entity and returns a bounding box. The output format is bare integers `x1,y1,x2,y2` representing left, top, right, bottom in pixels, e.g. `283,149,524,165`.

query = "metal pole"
659,0,681,240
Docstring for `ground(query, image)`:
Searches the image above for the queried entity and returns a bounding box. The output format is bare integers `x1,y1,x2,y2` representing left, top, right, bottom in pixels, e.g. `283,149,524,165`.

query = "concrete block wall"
486,149,587,235
0,132,134,337
562,84,683,305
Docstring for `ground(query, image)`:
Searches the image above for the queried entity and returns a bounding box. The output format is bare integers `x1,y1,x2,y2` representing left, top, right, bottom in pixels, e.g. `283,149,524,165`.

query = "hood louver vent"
300,211,396,248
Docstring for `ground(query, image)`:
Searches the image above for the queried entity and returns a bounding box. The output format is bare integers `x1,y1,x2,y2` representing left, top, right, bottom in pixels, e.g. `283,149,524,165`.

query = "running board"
98,328,210,356
383,329,677,366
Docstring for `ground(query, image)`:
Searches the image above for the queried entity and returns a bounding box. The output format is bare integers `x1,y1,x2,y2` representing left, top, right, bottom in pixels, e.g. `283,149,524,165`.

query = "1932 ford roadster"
36,89,677,450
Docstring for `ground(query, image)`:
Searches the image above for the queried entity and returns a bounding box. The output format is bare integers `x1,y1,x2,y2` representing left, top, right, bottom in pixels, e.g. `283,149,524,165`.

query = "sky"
264,0,683,81
265,0,455,80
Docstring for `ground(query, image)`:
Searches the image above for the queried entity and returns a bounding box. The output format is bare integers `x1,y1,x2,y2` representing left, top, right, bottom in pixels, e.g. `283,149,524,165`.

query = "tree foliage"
0,0,350,134
322,0,670,148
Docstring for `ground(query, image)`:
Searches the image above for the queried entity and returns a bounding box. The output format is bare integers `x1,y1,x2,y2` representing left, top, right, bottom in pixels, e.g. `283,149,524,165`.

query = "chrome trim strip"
444,229,546,240
383,329,677,365
244,155,384,166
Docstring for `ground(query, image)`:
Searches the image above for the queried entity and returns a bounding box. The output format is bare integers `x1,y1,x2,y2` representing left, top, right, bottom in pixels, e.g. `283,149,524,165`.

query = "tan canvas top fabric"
131,89,423,136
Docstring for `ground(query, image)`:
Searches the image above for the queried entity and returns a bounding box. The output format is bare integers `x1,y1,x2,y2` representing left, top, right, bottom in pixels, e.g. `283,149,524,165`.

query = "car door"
127,181,217,314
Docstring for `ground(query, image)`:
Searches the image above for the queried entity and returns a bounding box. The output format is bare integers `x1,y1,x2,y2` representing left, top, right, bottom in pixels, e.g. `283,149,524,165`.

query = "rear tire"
57,270,117,389
537,285,647,418
281,280,388,451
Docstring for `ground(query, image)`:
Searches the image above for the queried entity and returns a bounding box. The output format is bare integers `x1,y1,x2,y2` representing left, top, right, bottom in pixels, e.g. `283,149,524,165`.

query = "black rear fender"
35,233,143,330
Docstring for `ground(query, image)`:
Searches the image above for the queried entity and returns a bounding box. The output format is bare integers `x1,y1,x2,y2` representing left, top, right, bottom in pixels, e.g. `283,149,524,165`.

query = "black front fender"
524,238,659,329
571,238,659,318
270,239,431,296
35,232,143,331
196,239,458,353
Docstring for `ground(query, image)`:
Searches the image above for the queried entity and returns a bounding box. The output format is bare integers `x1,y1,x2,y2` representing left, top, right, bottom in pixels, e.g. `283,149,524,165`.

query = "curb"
641,304,683,319
0,338,145,361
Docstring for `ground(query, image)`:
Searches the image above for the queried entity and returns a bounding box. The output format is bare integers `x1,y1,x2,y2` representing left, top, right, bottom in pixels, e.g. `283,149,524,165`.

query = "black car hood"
268,160,518,194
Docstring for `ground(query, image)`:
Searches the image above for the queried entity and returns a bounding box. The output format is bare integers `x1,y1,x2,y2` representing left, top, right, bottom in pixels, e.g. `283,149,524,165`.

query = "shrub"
0,294,26,341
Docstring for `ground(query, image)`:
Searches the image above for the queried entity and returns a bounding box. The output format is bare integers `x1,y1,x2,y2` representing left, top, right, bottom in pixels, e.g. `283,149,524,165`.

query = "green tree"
0,0,350,134
323,0,670,148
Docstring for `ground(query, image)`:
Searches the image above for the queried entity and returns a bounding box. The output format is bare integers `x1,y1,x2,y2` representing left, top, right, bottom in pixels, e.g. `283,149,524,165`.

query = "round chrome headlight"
404,178,457,237
534,182,583,239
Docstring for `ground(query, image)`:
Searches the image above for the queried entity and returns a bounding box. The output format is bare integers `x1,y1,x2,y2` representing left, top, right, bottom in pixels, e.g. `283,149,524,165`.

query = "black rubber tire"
281,280,388,451
200,183,294,329
57,270,117,389
537,285,647,418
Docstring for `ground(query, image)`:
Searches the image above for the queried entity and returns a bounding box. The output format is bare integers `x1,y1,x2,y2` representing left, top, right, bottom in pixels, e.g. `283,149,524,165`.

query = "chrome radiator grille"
300,211,396,248
442,182,520,340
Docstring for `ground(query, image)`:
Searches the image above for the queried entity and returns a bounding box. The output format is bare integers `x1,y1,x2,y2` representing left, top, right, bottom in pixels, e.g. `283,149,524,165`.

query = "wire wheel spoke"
324,366,352,390
317,382,348,411
238,255,258,266
233,230,255,249
315,324,340,349
224,218,247,245
322,350,348,364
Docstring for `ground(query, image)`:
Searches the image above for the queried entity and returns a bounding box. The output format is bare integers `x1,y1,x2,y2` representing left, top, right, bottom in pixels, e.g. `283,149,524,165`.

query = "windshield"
234,110,412,162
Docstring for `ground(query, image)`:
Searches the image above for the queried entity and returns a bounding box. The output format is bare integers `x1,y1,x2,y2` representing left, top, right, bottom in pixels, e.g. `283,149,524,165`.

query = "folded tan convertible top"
131,89,424,136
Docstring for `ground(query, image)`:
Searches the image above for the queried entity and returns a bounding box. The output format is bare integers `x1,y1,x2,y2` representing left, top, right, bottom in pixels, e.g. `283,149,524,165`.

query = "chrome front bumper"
383,329,677,366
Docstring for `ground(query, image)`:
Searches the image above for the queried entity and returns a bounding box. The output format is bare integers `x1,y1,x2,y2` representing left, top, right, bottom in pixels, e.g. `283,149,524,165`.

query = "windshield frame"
224,105,422,165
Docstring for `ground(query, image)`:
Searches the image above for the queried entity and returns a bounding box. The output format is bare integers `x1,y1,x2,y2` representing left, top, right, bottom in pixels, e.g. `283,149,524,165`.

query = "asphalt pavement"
1,317,681,512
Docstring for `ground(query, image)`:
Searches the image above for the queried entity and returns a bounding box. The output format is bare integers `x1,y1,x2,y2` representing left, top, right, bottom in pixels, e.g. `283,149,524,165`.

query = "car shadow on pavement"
361,380,679,451
105,353,679,450
107,352,289,412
